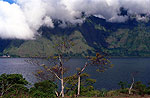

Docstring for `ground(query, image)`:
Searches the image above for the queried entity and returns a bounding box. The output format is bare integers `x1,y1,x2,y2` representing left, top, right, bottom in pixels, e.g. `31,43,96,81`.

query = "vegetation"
24,35,113,97
76,53,113,96
0,16,150,57
0,16,150,98
0,74,28,97
29,80,57,98
64,73,101,97
2,31,94,57
1,73,150,98
106,24,150,57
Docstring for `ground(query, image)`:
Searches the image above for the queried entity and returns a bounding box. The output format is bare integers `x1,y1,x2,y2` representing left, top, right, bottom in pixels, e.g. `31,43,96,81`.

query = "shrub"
29,80,57,98
107,90,119,97
133,81,147,95
119,88,129,94
80,86,101,97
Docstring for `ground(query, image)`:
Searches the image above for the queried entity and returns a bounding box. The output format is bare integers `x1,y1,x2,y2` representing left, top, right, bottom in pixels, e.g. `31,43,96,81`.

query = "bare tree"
26,36,74,97
27,36,113,97
76,53,113,96
129,71,138,95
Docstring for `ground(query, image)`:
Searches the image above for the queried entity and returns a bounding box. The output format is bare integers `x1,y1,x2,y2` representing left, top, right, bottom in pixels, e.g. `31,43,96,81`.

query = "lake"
0,58,150,90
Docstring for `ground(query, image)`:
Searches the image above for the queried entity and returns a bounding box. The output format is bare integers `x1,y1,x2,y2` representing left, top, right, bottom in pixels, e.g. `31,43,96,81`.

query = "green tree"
0,73,28,97
30,80,57,98
64,73,101,97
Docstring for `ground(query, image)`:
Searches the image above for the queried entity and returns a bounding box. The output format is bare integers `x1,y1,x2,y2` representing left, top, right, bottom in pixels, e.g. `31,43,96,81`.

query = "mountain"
1,31,94,57
0,16,150,57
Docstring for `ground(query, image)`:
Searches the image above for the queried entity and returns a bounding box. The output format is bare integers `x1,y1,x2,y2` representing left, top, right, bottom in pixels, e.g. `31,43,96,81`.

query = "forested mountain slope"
0,16,150,57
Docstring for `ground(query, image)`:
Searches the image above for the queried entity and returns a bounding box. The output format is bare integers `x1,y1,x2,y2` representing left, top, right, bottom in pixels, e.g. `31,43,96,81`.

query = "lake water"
0,58,150,90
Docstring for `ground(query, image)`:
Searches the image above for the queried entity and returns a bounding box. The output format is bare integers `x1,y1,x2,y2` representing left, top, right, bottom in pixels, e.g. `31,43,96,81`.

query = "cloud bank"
0,0,150,39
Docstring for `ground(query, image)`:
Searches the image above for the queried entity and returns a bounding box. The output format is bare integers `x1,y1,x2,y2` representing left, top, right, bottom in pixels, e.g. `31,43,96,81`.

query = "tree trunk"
55,91,59,97
129,77,134,95
77,62,88,97
59,55,65,97
61,79,64,97
77,75,81,96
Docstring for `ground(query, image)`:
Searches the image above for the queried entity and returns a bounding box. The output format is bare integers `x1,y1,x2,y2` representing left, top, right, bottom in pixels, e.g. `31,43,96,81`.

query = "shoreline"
1,56,150,59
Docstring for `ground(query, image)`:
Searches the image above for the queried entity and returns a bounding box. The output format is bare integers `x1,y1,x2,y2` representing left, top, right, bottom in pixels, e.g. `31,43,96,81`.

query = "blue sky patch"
3,0,15,4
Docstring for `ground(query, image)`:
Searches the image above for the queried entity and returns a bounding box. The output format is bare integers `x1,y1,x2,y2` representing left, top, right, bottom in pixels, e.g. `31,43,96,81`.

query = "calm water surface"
0,58,150,90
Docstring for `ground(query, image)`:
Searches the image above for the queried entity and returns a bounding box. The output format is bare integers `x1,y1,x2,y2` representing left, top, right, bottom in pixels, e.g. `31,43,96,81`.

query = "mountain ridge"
0,16,150,57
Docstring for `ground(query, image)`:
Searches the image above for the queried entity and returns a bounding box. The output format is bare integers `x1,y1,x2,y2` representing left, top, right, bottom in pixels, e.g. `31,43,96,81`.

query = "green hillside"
0,16,150,57
105,24,150,57
3,31,94,57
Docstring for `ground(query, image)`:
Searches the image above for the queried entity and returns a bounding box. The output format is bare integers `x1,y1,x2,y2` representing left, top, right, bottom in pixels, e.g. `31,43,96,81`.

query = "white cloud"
109,15,128,23
0,0,150,39
0,1,34,39
121,0,150,15
43,16,54,28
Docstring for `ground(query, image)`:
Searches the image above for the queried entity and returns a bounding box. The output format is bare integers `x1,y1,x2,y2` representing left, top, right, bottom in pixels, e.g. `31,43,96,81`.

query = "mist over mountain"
0,0,150,39
0,0,150,57
0,16,150,57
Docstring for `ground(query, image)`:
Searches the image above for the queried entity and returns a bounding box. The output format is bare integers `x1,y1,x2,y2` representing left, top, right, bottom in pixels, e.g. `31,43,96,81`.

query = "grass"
2,95,150,98
78,96,149,98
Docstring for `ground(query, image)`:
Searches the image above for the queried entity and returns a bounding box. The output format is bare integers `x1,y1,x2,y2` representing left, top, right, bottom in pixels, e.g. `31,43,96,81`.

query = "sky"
0,0,150,39
3,0,14,4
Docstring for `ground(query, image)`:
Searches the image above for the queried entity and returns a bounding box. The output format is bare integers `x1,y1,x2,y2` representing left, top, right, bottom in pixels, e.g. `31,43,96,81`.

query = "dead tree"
26,36,73,97
129,71,138,95
76,53,113,96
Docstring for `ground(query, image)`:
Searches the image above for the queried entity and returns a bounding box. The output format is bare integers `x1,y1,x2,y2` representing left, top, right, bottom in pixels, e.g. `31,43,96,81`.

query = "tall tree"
27,36,74,97
27,36,113,97
76,53,113,96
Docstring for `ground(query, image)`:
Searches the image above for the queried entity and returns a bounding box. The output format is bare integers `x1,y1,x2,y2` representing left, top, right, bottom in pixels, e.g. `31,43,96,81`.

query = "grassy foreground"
78,95,150,98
